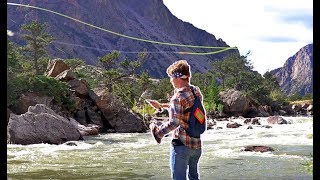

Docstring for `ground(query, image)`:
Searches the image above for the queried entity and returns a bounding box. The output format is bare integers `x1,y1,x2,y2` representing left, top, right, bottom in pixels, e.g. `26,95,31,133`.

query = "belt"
171,139,184,146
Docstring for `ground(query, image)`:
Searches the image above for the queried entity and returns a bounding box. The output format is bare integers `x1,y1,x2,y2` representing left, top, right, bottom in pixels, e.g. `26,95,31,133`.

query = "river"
7,116,313,179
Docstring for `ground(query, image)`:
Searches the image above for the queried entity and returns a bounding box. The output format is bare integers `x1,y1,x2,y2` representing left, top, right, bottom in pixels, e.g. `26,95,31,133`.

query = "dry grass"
289,99,313,105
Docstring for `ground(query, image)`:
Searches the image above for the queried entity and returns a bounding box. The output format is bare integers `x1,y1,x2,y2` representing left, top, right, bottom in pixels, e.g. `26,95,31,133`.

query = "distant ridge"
7,0,239,78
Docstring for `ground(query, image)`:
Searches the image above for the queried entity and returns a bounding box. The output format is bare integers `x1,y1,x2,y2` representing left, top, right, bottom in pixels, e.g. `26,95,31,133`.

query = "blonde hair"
166,60,191,79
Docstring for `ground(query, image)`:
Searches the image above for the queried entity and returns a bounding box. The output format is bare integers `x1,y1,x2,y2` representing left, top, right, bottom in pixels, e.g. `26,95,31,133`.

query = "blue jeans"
170,144,202,180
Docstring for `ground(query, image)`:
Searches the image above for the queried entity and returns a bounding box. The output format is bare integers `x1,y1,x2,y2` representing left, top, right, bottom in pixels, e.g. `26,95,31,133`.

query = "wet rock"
307,105,313,112
64,141,78,146
69,118,100,136
226,122,242,128
241,145,274,152
207,119,216,129
244,118,261,125
262,125,272,129
266,116,287,124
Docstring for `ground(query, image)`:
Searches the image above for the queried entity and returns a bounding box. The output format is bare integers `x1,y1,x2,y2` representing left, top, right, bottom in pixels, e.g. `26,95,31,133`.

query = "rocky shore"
7,59,313,146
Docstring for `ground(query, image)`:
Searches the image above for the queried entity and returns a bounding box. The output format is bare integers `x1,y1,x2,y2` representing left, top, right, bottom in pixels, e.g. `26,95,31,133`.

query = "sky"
163,0,313,74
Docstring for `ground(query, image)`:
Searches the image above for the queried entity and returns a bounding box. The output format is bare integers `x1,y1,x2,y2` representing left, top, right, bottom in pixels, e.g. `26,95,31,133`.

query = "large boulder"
111,108,147,133
45,58,70,77
91,89,146,132
219,89,250,116
7,104,83,145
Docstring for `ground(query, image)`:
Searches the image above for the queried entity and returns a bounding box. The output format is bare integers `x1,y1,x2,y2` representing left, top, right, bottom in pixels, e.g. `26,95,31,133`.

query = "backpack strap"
183,86,197,114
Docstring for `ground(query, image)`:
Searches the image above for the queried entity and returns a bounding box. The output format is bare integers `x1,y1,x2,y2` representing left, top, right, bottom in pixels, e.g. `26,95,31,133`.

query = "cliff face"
7,0,238,78
270,44,313,96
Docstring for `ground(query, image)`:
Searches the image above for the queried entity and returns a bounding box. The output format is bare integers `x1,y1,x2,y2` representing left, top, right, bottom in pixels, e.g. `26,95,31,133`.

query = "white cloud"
163,0,313,74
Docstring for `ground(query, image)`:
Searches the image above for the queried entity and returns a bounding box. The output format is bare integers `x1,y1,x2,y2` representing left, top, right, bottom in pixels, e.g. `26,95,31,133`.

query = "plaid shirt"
153,84,204,149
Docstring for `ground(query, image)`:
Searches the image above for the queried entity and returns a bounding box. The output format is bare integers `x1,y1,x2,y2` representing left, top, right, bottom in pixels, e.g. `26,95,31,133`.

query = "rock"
207,119,216,129
92,91,146,132
88,89,100,102
307,105,313,111
292,104,302,111
262,125,272,128
266,116,287,124
279,110,287,116
111,109,147,133
242,145,274,152
64,141,78,146
69,118,100,136
301,103,310,109
251,118,261,125
7,127,10,144
219,89,250,116
7,104,83,145
244,119,251,124
245,107,260,118
45,58,70,77
247,125,253,129
281,105,296,116
55,69,76,81
226,122,242,128
70,95,83,109
10,92,54,115
68,79,89,97
86,109,103,126
7,108,12,124
74,110,87,125
258,105,270,117
244,118,261,125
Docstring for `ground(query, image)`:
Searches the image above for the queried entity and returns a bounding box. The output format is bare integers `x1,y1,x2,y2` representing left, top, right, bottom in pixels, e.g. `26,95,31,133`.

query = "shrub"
7,75,71,108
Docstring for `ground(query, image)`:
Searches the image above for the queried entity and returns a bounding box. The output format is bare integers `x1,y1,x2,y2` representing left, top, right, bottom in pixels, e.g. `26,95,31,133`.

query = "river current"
8,116,313,179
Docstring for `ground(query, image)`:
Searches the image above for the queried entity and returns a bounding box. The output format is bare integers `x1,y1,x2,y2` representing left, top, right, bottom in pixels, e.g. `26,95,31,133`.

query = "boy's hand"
146,99,162,109
149,121,161,144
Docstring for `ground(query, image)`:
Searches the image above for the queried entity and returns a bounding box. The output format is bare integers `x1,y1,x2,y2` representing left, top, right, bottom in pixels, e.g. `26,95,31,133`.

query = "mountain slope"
7,0,239,78
270,44,313,96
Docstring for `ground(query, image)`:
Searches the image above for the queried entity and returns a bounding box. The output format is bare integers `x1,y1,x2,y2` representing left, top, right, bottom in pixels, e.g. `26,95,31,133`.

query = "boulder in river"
266,116,288,124
7,104,83,145
241,145,274,152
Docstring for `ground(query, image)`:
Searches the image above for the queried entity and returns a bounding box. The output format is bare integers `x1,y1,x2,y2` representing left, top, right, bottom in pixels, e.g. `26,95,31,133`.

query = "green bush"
7,75,71,107
132,99,156,116
64,58,85,70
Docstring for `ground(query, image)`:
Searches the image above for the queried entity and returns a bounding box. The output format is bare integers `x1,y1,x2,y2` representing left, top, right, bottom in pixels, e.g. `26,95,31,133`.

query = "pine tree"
21,21,54,75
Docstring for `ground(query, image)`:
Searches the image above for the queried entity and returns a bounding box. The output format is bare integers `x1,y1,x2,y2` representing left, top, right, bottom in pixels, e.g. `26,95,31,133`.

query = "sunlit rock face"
270,44,313,96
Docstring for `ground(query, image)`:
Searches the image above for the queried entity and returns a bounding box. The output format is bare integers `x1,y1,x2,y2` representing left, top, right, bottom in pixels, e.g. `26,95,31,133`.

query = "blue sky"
163,0,313,74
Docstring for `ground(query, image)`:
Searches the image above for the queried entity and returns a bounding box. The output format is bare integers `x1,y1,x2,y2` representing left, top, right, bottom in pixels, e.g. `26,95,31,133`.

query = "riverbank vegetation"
7,20,313,115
